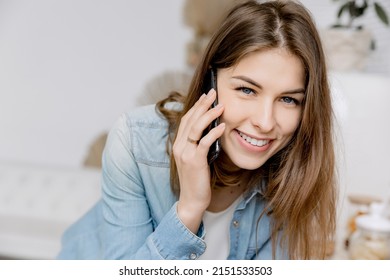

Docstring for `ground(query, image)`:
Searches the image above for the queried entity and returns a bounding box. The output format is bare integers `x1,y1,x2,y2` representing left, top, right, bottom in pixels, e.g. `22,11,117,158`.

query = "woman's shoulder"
110,102,181,166
124,104,166,127
123,102,182,128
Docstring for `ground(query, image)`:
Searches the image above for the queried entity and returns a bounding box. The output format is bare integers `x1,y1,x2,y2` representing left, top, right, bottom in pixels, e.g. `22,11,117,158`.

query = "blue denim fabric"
57,104,286,260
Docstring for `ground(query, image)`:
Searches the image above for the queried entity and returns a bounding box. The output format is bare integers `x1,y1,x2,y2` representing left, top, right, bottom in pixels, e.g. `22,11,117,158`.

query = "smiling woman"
58,0,337,260
216,49,305,171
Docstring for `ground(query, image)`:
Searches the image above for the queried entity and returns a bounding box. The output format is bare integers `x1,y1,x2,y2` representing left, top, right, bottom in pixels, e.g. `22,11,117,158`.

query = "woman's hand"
173,89,225,233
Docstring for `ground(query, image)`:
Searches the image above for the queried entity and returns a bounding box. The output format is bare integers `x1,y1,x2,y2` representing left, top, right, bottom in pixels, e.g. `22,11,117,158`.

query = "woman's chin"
231,158,265,170
221,151,266,171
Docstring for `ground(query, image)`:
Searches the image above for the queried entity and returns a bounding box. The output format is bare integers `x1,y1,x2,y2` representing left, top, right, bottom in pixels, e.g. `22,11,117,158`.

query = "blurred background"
0,0,389,259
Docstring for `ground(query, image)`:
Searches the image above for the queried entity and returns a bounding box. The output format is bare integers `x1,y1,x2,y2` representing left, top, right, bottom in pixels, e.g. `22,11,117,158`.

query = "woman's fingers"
176,93,207,138
178,89,217,142
187,102,223,146
173,90,224,164
196,122,225,158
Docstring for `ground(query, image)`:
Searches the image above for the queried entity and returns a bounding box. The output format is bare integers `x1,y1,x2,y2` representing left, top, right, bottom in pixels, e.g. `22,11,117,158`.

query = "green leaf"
374,2,389,26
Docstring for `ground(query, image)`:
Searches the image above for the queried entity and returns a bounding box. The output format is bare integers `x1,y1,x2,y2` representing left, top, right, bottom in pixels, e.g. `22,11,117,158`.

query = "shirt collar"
238,178,266,209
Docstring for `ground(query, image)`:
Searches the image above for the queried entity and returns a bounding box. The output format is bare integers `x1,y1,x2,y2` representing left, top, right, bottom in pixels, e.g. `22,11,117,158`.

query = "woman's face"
217,48,305,170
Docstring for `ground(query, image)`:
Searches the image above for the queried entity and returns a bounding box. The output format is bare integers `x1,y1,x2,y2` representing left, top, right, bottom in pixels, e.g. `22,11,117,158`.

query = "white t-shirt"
198,196,242,260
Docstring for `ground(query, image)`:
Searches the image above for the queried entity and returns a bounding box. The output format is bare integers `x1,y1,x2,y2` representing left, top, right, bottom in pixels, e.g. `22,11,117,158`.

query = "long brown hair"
157,0,337,259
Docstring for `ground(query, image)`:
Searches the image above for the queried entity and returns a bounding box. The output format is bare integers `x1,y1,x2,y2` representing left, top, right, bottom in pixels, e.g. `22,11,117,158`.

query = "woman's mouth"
238,131,271,147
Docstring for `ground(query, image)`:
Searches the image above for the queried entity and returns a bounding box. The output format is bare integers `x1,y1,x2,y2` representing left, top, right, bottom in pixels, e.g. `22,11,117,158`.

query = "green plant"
332,0,389,29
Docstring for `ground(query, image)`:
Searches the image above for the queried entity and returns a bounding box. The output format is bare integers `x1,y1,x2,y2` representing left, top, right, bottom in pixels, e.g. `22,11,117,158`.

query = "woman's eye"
281,96,298,105
239,87,254,95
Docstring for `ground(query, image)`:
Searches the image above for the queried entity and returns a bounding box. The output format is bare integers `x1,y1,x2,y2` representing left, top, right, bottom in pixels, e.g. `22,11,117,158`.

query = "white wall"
329,72,390,230
0,0,191,167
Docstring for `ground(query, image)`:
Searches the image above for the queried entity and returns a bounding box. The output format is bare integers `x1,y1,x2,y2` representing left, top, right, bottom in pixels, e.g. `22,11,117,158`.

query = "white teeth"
239,132,270,147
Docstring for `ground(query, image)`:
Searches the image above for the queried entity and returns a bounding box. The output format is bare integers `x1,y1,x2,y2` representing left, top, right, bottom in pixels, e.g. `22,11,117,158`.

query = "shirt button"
189,253,197,260
233,220,239,228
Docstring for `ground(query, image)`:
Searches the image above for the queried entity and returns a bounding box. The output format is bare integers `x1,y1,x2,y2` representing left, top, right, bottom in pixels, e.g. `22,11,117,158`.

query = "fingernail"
206,88,216,97
199,93,206,100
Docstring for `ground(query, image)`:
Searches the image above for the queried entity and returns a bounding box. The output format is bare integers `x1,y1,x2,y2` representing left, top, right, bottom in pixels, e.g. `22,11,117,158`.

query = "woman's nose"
252,100,276,133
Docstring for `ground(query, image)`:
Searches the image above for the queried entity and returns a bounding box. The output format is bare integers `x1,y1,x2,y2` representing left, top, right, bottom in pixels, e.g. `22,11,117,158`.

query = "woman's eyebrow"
282,88,306,95
232,75,262,89
232,75,306,95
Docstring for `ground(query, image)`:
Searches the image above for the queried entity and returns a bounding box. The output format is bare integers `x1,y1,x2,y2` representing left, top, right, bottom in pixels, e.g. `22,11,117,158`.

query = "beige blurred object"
184,0,248,68
183,0,247,37
349,233,390,259
321,29,373,71
349,202,390,260
347,194,382,233
344,193,382,248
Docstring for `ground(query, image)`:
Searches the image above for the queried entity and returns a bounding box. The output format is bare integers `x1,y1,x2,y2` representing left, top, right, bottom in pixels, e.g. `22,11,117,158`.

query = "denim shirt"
58,104,286,260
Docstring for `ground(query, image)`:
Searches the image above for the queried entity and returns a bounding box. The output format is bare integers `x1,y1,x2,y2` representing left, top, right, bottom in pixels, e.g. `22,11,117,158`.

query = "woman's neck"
208,151,252,212
208,183,246,213
211,150,252,188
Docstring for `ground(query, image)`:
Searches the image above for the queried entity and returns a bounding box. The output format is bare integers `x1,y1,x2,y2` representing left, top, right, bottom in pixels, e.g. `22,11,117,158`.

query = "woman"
58,0,337,260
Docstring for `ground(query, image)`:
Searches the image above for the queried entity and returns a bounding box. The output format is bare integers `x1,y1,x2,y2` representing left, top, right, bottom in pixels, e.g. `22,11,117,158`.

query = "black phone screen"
203,68,221,165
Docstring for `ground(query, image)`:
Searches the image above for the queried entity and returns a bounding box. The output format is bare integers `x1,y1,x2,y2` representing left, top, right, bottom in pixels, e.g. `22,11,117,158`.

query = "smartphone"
202,68,221,165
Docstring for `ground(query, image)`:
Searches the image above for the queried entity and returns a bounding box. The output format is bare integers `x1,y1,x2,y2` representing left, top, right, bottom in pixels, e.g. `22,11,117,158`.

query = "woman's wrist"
176,200,206,234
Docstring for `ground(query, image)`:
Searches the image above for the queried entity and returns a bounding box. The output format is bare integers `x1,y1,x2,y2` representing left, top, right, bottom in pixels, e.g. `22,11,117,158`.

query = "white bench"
0,162,101,259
